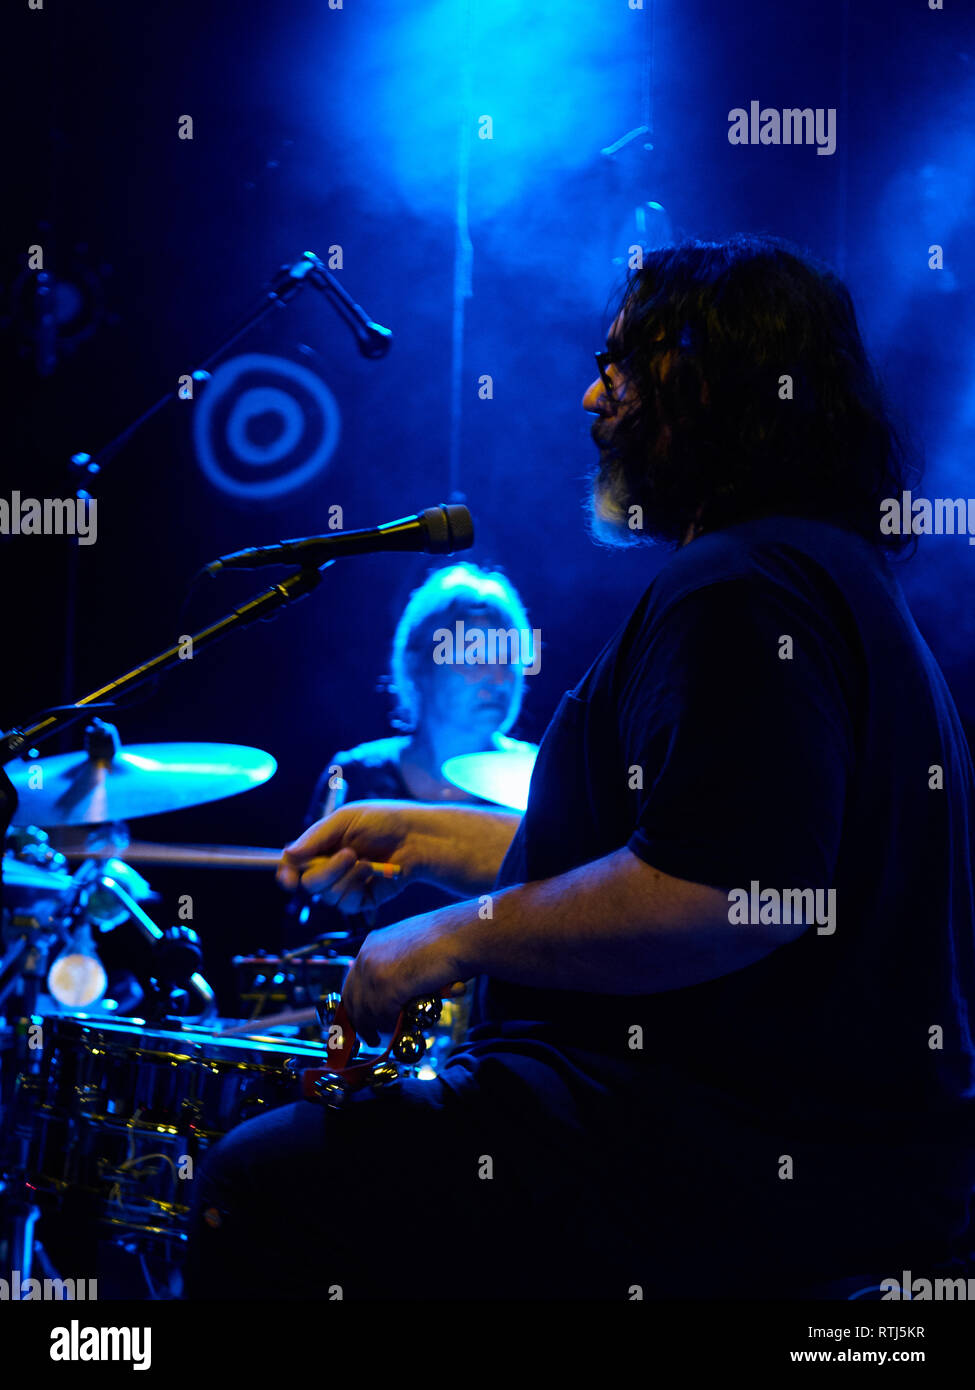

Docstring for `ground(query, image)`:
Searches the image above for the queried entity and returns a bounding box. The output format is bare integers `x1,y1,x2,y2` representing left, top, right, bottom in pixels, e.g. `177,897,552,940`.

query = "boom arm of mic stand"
0,562,332,767
69,252,392,477
303,257,393,359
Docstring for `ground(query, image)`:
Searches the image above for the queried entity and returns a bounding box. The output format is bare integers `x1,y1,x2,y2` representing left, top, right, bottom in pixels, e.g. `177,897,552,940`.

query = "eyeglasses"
594,349,620,400
595,331,678,400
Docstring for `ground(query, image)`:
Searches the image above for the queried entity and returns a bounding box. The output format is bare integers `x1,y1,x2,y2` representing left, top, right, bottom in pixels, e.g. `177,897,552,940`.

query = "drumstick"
60,842,402,877
217,1007,319,1036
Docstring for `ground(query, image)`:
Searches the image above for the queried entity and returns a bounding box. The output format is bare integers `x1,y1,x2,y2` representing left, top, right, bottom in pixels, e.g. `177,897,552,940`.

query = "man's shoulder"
307,736,409,817
328,735,409,771
647,517,877,612
494,733,540,757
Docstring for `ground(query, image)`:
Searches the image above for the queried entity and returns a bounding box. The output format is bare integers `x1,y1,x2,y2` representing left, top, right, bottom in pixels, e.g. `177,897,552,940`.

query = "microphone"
205,504,474,574
271,253,393,359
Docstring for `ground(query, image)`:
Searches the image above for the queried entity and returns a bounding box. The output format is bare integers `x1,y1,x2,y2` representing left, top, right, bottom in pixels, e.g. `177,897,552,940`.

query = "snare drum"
17,1013,329,1244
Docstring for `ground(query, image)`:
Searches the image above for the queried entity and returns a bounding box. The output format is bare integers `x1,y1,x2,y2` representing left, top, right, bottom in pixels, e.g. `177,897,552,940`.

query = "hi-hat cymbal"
441,748,537,812
7,743,277,826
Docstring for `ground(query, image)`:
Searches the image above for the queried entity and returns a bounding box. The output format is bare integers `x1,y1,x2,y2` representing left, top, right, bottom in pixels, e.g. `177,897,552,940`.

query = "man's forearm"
411,804,521,899
442,846,804,993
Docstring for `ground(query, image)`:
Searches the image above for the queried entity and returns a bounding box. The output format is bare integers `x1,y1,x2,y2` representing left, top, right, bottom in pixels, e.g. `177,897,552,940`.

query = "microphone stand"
1,559,331,767
61,252,392,710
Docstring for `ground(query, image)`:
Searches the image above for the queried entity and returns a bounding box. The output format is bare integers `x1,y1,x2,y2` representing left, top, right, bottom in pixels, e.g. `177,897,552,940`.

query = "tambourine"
299,992,443,1105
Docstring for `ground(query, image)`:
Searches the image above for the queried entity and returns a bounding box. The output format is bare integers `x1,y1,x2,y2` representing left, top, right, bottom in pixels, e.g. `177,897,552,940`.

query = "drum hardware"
7,821,156,922
0,855,75,927
1,836,217,1026
139,923,216,1025
0,918,52,1013
61,827,158,924
34,856,115,1010
9,1014,336,1261
46,920,108,1009
4,824,70,874
232,946,353,1022
0,727,292,1286
0,851,94,1018
61,862,215,1023
2,989,466,1294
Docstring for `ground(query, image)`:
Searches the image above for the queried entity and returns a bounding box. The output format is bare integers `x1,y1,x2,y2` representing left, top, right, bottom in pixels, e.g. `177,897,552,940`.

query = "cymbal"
442,748,537,812
7,743,277,827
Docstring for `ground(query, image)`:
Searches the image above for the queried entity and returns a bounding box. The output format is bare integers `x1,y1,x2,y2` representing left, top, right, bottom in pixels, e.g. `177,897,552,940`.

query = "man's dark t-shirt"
440,517,975,1290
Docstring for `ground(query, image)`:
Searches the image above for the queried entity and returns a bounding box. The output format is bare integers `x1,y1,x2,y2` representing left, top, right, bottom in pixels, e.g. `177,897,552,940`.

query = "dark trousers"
183,1076,641,1300
183,1068,969,1300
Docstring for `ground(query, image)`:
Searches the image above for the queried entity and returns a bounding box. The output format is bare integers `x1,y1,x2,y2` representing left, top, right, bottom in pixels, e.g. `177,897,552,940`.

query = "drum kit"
0,715,534,1296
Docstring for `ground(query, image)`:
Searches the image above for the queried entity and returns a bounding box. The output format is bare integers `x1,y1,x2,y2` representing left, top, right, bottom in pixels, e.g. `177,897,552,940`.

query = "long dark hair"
606,234,921,550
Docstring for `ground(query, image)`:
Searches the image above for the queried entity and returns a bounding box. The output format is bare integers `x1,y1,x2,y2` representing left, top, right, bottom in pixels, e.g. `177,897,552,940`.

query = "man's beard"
588,450,636,546
587,414,651,548
586,415,689,549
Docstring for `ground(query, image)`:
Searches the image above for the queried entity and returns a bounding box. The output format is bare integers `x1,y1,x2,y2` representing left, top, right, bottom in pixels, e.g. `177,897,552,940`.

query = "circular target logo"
193,353,341,499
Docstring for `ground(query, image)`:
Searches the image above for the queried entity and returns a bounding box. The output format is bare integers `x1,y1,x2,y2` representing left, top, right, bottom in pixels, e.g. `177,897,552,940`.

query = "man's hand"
340,910,468,1046
278,801,422,914
277,799,520,912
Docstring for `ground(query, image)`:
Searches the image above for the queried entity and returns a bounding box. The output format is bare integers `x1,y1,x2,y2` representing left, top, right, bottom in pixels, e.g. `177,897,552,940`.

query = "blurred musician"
294,561,538,939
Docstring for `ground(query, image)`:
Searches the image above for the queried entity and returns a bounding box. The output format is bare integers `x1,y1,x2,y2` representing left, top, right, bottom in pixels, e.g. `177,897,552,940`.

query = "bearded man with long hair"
187,236,975,1301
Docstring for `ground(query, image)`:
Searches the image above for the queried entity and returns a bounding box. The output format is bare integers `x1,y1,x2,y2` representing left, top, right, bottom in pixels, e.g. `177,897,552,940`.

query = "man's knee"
184,1082,469,1298
192,1100,323,1208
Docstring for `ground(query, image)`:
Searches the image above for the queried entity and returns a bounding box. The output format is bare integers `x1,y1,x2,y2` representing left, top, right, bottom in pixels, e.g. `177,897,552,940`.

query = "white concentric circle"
193,353,341,498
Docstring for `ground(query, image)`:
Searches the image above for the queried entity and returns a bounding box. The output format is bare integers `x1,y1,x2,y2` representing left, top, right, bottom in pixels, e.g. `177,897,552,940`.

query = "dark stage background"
3,0,973,1010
